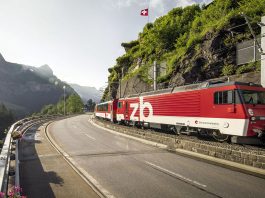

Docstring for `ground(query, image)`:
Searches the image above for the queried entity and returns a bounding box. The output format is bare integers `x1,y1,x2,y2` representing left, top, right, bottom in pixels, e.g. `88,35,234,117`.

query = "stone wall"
116,71,261,98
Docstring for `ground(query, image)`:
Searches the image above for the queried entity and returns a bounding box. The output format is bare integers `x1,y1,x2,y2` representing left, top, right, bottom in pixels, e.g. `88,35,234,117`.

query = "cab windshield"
238,90,265,105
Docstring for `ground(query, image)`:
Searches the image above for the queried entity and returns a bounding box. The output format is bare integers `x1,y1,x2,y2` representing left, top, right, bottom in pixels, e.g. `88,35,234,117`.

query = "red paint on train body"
96,82,265,138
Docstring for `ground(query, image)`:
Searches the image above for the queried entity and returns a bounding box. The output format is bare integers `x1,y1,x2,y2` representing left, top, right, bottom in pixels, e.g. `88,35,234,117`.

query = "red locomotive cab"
116,99,126,123
237,86,265,137
111,99,118,122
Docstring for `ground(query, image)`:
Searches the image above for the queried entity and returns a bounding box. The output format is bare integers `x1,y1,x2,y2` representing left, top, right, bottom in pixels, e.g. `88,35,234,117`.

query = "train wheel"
212,130,229,142
171,126,180,135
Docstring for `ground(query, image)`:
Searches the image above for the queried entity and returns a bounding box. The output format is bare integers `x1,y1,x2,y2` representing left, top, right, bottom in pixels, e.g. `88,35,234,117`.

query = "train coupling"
252,128,264,137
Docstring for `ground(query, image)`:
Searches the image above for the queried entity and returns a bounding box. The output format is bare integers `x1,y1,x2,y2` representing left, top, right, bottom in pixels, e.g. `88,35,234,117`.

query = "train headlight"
251,116,256,121
248,108,254,116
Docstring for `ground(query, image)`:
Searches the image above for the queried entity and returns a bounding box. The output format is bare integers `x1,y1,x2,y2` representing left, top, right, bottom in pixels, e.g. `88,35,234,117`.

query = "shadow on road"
19,125,64,198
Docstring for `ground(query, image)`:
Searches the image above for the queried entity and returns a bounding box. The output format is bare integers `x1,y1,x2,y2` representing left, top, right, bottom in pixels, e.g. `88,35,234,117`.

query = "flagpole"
147,0,148,23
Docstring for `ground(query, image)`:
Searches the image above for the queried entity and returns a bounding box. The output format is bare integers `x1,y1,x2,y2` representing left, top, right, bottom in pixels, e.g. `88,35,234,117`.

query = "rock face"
169,31,235,86
114,30,260,98
0,53,75,117
117,72,261,98
103,1,265,101
69,84,102,103
0,53,5,63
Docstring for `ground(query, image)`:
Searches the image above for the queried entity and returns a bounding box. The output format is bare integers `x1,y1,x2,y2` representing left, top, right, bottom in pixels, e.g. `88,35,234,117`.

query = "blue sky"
0,0,212,89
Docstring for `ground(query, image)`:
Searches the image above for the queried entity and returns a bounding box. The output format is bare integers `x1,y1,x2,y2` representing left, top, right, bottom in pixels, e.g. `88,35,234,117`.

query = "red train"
95,81,265,141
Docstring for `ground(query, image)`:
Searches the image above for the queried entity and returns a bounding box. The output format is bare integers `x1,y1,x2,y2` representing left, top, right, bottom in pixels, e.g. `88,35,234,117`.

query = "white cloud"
200,0,213,5
175,0,197,7
107,0,146,9
150,0,165,14
107,0,208,13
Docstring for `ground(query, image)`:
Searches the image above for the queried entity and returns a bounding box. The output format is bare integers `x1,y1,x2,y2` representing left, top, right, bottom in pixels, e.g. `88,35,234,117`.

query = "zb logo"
130,97,153,121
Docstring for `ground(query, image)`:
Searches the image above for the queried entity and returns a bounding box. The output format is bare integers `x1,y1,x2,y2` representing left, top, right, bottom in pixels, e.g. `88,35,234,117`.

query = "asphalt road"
19,122,100,198
48,115,265,198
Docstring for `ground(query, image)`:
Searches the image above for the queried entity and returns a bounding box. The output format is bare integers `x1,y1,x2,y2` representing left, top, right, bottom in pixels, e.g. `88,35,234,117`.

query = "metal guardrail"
0,115,63,194
0,121,19,192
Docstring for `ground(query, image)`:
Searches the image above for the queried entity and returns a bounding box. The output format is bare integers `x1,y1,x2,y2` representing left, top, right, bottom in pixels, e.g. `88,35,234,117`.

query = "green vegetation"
85,99,96,112
0,103,14,140
222,64,235,76
103,0,265,101
236,60,261,74
38,94,84,115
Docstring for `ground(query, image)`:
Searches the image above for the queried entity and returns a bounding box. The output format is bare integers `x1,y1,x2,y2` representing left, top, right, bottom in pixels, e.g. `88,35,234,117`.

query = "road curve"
48,114,265,198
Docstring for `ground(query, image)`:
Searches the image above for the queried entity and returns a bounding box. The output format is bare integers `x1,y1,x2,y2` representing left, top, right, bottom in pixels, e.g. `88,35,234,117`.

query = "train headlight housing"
248,108,254,116
250,116,256,121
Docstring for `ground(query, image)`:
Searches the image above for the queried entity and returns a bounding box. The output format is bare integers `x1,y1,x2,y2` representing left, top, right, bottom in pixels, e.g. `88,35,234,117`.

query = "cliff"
103,0,264,100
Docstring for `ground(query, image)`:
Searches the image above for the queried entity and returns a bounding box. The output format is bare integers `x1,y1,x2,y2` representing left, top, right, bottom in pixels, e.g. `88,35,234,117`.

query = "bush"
222,64,235,76
236,61,260,74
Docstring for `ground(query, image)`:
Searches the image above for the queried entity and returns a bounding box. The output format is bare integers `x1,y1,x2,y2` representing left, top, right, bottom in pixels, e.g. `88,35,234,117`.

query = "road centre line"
84,134,96,141
145,161,207,188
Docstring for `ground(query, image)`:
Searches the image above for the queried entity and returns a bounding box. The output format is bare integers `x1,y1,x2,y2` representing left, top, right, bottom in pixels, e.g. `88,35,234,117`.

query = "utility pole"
261,16,265,87
242,13,263,54
153,61,157,91
119,68,124,98
242,13,265,87
63,86,66,115
109,84,111,100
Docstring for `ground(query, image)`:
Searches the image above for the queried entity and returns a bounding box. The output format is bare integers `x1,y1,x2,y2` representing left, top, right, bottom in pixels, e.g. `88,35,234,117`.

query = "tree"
0,103,14,139
66,94,84,114
86,99,96,112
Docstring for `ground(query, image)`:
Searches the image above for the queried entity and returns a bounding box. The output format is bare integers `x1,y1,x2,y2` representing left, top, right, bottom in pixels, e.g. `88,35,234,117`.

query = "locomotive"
95,81,265,142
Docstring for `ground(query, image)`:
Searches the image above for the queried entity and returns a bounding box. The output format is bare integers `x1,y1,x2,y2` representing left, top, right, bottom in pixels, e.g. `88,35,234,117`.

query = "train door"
110,99,118,122
110,103,113,122
125,101,129,120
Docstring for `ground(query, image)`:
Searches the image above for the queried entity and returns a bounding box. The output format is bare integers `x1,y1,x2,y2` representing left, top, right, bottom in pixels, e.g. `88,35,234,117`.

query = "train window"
239,90,265,105
214,90,234,104
214,92,218,104
97,103,109,111
118,102,123,108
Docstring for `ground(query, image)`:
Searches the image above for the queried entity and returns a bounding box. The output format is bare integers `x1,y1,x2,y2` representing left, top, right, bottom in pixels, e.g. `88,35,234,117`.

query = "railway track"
95,117,265,155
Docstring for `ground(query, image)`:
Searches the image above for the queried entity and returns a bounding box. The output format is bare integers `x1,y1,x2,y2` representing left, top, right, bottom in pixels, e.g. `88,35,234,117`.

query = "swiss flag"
140,8,148,16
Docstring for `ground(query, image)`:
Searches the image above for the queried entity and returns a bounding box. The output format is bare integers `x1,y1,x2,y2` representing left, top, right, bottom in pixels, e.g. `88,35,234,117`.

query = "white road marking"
46,124,115,198
84,134,96,141
145,161,207,188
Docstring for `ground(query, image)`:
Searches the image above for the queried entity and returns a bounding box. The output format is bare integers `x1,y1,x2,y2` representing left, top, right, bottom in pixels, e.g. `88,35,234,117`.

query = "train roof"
122,81,263,99
96,101,110,105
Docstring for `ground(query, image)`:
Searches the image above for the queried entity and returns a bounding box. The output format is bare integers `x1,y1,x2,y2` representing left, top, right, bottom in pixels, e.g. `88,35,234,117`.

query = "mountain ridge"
0,53,75,118
69,83,101,103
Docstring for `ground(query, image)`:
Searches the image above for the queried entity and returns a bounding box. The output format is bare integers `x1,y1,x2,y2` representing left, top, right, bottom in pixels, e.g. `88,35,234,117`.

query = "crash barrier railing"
0,115,63,195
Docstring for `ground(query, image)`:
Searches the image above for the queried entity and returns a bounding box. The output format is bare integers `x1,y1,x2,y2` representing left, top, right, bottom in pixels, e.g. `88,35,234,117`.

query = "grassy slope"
103,0,265,101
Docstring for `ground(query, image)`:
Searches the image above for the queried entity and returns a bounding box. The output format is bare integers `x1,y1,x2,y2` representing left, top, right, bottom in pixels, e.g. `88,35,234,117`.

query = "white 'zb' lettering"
130,97,153,121
130,103,139,121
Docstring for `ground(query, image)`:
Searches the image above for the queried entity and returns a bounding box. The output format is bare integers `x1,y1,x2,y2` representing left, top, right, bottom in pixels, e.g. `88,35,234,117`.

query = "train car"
95,99,118,122
115,81,265,141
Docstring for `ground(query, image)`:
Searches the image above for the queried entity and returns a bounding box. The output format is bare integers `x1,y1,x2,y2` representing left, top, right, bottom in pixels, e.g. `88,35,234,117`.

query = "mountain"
0,53,76,118
103,0,264,100
69,84,102,103
0,53,5,63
